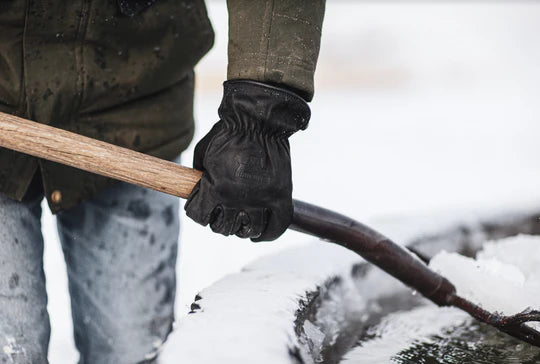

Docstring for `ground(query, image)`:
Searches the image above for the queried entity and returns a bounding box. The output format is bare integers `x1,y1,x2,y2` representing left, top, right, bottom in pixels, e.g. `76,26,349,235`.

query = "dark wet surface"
391,319,540,364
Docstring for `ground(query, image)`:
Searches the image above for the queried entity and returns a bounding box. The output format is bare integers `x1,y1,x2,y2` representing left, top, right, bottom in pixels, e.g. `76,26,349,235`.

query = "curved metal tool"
449,295,540,346
291,200,540,347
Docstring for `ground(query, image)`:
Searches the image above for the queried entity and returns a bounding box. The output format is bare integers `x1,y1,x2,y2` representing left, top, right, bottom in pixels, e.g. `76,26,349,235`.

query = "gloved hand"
185,80,310,241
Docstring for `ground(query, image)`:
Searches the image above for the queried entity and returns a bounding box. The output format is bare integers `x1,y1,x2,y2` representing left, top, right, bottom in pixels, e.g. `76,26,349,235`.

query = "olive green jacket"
0,0,324,212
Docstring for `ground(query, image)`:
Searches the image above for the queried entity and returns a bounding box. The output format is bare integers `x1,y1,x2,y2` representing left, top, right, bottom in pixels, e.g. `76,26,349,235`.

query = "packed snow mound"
160,242,362,364
429,234,540,316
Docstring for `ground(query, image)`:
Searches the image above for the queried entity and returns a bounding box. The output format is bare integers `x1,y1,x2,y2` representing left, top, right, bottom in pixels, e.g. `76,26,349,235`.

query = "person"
0,0,325,363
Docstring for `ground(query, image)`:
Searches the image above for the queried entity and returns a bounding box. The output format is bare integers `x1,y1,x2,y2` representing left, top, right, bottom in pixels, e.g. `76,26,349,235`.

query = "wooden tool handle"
0,111,202,198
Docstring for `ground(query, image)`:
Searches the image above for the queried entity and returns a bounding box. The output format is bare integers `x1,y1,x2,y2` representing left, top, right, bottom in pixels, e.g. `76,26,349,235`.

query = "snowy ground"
42,2,540,362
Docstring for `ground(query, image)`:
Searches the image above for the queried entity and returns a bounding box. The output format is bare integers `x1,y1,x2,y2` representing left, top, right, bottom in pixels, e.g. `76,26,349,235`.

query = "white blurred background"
44,2,540,361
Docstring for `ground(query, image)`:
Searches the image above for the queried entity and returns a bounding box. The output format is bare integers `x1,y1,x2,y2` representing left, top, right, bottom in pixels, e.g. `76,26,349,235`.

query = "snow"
429,235,540,316
479,235,540,281
162,212,540,363
159,243,362,364
342,306,469,363
40,2,540,363
343,235,540,363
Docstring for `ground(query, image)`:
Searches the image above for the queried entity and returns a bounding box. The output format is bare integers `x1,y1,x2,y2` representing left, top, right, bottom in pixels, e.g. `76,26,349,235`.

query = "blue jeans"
0,181,180,364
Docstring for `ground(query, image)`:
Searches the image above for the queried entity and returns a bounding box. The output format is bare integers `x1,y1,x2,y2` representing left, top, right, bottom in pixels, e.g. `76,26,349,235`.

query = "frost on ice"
429,234,540,317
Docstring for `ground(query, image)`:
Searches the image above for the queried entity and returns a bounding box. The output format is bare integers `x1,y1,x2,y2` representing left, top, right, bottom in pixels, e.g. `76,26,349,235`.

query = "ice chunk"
303,320,325,358
429,234,540,316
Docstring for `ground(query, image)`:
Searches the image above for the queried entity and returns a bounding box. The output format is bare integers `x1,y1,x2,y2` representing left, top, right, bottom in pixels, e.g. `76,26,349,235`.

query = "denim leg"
0,193,50,364
56,182,180,364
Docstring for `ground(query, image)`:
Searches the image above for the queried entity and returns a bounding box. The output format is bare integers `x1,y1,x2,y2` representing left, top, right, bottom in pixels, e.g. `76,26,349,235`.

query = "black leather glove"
185,80,310,241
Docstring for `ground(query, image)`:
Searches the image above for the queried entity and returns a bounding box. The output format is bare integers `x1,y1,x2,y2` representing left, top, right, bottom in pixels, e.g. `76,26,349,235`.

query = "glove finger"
232,208,270,239
251,207,291,242
210,205,238,236
248,208,272,242
184,182,213,226
232,211,252,239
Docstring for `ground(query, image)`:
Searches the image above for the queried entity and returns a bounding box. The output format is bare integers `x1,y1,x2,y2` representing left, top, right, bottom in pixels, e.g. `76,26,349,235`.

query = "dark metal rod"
290,199,457,307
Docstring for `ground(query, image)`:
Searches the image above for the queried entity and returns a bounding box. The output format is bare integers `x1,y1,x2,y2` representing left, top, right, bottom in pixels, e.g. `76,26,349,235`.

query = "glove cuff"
218,80,311,137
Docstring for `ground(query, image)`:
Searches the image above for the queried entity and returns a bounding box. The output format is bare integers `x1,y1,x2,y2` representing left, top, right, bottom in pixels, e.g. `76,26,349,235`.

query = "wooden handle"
0,111,202,198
